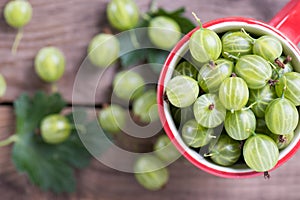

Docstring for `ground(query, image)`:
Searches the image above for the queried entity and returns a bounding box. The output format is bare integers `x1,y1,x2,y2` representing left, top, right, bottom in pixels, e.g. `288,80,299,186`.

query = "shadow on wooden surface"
1,0,299,200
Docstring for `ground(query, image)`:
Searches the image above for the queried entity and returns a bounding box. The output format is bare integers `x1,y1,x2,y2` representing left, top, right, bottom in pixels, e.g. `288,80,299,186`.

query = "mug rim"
157,17,300,178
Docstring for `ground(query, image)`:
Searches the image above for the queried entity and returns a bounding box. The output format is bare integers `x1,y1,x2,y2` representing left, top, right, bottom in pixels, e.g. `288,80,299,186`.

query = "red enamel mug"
157,0,300,178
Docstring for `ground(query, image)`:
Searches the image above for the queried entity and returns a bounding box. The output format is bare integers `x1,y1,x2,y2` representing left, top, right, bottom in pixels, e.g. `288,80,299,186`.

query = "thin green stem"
51,83,58,93
242,102,257,111
11,28,24,55
204,153,213,157
192,12,203,29
0,135,18,147
246,128,256,136
224,52,240,60
141,13,151,21
240,28,255,44
268,61,280,79
281,76,287,99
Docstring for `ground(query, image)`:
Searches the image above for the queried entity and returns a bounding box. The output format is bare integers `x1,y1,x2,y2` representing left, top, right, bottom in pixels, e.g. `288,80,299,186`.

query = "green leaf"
147,49,170,73
12,133,76,193
11,92,93,193
14,92,66,135
120,49,148,67
71,107,113,158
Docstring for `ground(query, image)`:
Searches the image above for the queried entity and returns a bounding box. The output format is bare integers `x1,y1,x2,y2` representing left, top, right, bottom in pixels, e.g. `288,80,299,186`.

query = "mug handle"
269,0,300,45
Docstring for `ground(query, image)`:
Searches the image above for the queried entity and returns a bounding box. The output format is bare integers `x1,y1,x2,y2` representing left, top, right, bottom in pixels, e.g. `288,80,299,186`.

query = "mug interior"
160,18,300,177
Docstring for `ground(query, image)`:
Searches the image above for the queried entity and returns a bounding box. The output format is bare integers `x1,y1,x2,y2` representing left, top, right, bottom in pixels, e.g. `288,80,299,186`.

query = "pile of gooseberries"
1,0,187,192
165,13,300,175
87,0,182,68
88,0,189,190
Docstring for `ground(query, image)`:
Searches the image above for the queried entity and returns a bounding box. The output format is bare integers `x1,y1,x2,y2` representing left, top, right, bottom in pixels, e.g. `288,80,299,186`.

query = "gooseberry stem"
11,28,24,55
231,73,237,77
275,58,285,69
283,55,292,64
224,52,240,60
208,103,215,110
192,12,203,29
141,13,151,21
51,83,58,93
268,61,281,78
279,135,286,143
0,135,18,147
246,129,256,136
242,102,257,111
204,153,213,157
264,171,270,179
240,28,255,44
281,76,287,99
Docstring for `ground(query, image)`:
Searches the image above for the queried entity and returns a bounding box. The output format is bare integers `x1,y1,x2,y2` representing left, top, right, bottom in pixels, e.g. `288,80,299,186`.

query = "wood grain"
0,0,299,199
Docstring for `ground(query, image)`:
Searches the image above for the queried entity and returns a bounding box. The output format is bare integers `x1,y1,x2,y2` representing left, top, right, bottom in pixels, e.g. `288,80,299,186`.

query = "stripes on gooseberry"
224,109,256,140
193,94,226,128
189,13,222,63
269,132,294,150
221,31,253,58
235,55,272,89
198,59,233,93
248,85,277,118
182,119,215,148
206,134,241,166
166,75,199,108
243,134,279,172
218,76,249,112
253,35,283,62
174,61,198,80
275,72,300,106
265,98,299,135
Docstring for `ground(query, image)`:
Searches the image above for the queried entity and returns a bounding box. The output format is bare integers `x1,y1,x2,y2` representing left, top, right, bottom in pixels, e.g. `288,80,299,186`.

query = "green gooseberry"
4,0,32,28
41,114,72,144
154,135,181,163
34,47,66,83
189,13,222,63
113,70,145,101
107,0,139,31
98,104,126,134
87,33,120,68
133,89,159,123
243,134,279,172
148,16,181,49
134,155,169,191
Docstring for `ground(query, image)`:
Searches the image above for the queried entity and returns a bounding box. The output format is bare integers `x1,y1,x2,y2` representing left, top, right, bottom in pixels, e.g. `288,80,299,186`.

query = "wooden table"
1,0,300,199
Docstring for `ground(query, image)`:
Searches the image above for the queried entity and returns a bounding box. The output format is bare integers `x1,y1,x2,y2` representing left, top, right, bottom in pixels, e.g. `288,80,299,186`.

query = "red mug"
157,0,300,178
